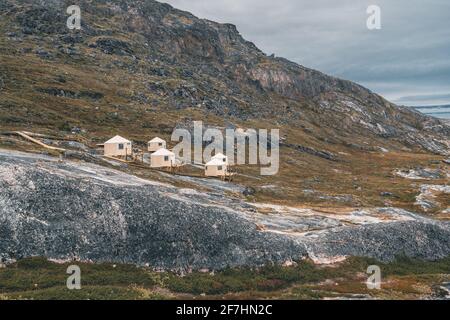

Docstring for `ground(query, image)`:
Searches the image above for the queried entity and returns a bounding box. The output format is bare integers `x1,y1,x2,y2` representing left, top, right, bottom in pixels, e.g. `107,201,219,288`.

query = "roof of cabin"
212,153,227,159
152,148,174,156
206,158,226,166
104,135,131,144
148,137,165,143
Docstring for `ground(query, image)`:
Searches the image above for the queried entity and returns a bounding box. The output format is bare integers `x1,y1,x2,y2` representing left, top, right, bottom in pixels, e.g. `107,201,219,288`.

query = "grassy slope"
0,257,449,300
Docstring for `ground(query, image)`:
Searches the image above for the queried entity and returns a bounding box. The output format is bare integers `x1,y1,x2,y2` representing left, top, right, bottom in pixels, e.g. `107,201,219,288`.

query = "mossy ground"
1,256,448,300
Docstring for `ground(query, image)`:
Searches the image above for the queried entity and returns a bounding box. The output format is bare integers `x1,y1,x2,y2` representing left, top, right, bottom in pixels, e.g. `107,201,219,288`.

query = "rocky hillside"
0,0,449,155
0,0,449,269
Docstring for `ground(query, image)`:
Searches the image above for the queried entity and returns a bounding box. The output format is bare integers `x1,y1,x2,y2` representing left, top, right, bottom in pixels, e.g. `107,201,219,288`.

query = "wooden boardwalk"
14,131,66,152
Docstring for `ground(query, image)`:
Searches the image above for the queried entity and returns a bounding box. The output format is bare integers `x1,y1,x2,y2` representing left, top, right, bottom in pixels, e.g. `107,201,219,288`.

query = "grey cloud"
163,0,450,105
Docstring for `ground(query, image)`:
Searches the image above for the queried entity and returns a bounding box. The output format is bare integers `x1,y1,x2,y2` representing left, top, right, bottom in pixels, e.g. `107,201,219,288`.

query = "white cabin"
104,135,132,157
148,137,166,152
205,158,228,177
151,148,175,168
211,153,228,165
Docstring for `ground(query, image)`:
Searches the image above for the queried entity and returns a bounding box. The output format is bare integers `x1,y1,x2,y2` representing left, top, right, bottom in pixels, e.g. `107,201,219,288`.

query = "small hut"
104,135,132,157
205,158,228,177
151,148,175,168
211,153,228,165
148,137,166,152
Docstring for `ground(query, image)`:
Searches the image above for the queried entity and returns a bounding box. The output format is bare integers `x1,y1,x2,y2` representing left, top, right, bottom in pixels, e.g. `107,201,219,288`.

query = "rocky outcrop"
90,38,134,56
0,150,307,270
303,221,450,263
1,150,449,269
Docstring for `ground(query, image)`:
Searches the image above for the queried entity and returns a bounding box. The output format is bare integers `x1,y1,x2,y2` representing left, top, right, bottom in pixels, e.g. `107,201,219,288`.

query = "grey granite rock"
0,151,306,270
1,150,449,270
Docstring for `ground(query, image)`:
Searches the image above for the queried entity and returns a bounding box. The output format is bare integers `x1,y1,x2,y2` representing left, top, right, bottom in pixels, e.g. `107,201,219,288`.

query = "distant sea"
412,105,450,119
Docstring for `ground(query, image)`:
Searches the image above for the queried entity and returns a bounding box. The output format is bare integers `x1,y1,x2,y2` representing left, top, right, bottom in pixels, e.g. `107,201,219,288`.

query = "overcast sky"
163,0,450,106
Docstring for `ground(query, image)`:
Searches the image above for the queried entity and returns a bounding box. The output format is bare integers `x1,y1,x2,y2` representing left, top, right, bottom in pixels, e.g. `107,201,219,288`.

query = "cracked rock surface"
1,150,449,270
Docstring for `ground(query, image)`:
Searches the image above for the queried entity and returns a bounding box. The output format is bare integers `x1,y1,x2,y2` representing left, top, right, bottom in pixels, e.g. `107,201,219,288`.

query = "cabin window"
159,143,163,146
118,144,124,150
218,166,223,171
223,158,226,162
164,156,169,161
